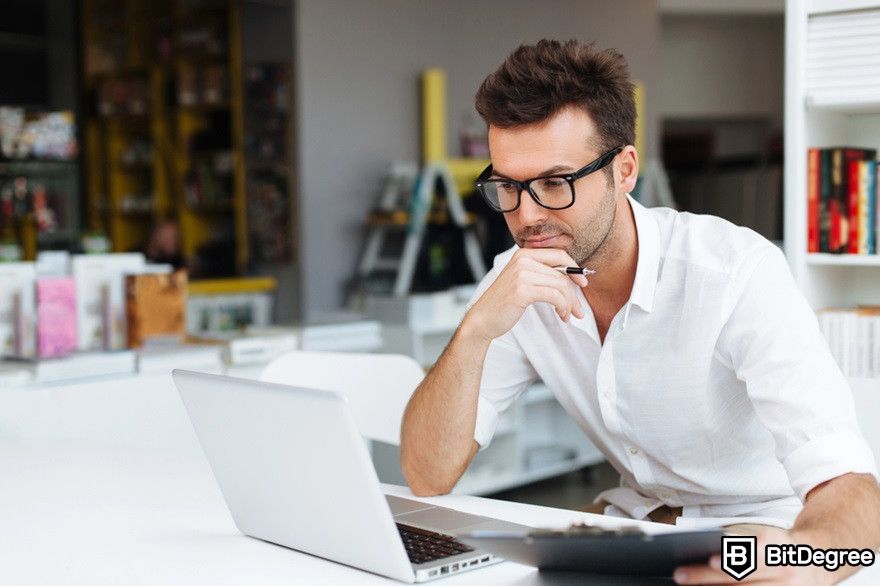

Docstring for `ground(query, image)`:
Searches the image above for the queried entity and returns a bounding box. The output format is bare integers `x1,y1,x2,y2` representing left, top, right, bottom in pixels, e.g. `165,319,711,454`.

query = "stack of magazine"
817,306,880,378
0,252,179,386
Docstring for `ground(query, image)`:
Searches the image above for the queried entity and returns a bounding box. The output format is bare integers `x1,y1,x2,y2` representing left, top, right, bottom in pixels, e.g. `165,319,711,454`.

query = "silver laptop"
172,369,530,583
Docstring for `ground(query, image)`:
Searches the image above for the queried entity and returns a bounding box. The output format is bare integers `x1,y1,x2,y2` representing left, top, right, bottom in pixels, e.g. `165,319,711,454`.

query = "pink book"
36,277,77,358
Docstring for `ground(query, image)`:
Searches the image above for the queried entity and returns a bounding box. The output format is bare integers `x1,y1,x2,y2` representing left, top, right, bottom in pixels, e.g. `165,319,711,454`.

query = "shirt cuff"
473,394,500,450
782,430,879,501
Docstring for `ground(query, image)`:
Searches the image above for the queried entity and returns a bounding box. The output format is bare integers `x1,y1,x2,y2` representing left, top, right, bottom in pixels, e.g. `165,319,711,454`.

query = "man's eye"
539,178,566,189
498,182,516,192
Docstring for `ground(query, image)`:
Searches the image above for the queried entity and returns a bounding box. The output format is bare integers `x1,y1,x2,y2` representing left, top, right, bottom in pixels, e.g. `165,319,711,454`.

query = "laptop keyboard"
396,522,475,565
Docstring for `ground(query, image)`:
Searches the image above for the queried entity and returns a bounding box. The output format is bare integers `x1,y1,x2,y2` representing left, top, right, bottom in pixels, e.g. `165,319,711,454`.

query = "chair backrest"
259,351,424,446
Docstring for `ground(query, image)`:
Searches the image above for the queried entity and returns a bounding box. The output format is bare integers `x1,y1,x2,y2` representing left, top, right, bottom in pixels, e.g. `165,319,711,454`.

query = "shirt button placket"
596,339,621,435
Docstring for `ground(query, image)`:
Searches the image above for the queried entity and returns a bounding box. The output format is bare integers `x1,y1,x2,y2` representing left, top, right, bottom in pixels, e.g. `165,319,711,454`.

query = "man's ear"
617,146,639,193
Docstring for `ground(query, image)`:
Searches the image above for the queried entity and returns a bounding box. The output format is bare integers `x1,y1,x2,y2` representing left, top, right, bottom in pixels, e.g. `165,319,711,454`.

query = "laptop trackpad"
394,506,531,533
386,495,435,515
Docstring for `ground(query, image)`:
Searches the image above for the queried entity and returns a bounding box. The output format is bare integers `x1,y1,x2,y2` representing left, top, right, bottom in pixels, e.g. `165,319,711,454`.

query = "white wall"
659,14,784,123
294,0,661,318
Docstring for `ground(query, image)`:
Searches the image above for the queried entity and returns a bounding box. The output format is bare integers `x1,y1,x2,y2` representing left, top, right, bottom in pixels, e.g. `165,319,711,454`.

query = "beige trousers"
580,500,777,534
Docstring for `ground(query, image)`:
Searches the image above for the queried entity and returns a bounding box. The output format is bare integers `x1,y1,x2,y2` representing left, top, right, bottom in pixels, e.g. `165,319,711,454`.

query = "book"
35,276,77,358
191,328,298,365
125,270,188,349
0,361,34,388
0,262,36,358
868,161,877,255
7,350,136,383
807,148,820,253
364,289,473,330
876,163,880,256
847,159,875,255
295,317,383,352
859,161,871,255
830,148,844,252
817,306,880,377
72,253,146,351
819,148,832,252
831,147,876,253
136,342,223,375
847,159,860,254
811,147,876,254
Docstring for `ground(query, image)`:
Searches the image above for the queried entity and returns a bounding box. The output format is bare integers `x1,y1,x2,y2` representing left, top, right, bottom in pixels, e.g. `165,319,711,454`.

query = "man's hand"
462,248,588,342
673,527,834,585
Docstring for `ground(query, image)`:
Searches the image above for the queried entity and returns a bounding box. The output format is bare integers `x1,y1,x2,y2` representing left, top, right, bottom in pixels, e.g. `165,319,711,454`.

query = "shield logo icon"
721,535,757,581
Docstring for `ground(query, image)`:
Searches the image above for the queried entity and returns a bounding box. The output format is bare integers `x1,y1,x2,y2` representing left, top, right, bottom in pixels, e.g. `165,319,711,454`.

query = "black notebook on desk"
457,524,724,577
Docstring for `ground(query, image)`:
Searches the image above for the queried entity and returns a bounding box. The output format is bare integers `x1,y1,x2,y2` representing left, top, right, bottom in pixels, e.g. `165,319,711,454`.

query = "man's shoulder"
655,207,777,277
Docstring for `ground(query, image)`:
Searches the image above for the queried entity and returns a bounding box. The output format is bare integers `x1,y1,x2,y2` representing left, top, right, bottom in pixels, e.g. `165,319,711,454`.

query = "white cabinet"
784,0,880,307
453,383,604,495
784,0,880,454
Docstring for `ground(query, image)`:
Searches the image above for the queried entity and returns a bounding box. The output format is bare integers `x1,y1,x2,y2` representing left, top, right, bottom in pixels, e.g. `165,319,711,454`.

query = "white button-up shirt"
470,195,878,527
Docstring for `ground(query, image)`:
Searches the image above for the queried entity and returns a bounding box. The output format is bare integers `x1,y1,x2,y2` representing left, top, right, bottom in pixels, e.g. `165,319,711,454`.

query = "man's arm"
673,244,880,585
789,472,880,582
399,323,489,496
400,248,588,496
674,472,880,585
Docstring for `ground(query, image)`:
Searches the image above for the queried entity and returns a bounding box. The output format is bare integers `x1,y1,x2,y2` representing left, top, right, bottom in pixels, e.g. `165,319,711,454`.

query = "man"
400,40,880,584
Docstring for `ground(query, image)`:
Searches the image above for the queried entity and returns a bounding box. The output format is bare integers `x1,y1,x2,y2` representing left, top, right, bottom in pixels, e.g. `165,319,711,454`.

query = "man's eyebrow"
490,164,575,180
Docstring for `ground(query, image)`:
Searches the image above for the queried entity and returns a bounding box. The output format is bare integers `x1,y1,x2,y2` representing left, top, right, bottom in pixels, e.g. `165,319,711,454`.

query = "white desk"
1,373,877,585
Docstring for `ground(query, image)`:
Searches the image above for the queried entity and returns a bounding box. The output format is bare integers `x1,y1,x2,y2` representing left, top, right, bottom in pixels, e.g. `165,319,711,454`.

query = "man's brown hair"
475,39,635,154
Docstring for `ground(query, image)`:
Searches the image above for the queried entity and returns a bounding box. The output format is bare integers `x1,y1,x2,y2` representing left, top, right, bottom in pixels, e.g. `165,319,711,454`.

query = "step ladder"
357,161,487,297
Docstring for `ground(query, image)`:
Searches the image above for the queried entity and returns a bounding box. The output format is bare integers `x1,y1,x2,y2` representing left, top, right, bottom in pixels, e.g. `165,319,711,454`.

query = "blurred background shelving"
81,0,247,274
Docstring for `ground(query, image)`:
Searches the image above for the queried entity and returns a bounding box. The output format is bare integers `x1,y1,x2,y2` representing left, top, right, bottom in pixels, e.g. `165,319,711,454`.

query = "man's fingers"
569,273,590,288
674,561,796,585
513,248,592,287
532,286,573,321
673,564,736,584
519,272,583,320
529,265,586,318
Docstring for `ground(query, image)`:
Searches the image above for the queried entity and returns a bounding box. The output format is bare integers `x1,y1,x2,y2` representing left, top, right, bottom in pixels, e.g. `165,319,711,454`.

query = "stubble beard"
512,182,618,267
567,183,617,267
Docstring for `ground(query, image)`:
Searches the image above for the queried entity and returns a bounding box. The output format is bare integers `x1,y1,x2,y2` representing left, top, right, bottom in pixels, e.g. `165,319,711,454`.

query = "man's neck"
582,195,639,308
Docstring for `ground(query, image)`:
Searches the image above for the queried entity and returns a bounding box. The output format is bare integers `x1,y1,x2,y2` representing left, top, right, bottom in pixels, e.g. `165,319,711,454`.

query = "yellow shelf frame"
81,0,248,273
421,69,488,195
188,276,277,296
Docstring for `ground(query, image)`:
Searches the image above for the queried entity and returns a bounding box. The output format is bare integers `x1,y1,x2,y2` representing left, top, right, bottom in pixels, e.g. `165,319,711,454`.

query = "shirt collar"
626,194,661,314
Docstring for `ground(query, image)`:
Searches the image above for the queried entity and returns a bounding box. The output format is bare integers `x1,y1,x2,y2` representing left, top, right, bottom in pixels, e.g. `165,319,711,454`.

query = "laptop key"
398,522,473,564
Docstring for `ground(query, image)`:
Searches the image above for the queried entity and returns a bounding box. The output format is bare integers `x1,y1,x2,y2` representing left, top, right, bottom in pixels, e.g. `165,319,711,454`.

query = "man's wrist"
784,529,858,586
457,314,495,347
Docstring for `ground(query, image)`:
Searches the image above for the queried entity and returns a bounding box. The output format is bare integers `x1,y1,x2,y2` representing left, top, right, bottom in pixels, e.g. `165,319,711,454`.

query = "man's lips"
523,234,564,247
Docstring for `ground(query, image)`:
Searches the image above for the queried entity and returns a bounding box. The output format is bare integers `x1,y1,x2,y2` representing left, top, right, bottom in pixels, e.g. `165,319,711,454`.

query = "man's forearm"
791,472,880,582
400,321,492,496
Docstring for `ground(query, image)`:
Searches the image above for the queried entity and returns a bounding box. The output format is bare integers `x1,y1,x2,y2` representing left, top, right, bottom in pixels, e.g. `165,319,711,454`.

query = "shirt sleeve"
465,251,537,450
472,333,537,449
718,245,879,501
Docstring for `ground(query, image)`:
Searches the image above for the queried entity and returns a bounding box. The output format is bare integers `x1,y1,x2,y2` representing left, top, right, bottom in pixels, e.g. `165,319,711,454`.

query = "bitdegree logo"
765,544,876,572
721,536,758,580
720,536,876,580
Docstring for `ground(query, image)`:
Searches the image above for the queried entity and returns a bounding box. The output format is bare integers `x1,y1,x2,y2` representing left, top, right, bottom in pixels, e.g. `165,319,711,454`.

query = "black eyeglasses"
475,146,623,213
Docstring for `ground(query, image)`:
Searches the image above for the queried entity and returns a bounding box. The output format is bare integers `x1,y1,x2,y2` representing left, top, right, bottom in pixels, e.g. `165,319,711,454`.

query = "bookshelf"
785,0,880,458
81,0,249,273
784,0,880,308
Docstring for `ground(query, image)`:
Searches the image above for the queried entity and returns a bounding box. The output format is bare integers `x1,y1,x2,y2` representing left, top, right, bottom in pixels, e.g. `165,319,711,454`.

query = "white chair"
259,350,425,446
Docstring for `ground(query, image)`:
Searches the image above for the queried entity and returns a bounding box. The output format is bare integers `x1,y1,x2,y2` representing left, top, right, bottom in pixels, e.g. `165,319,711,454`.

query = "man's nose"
514,188,549,225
